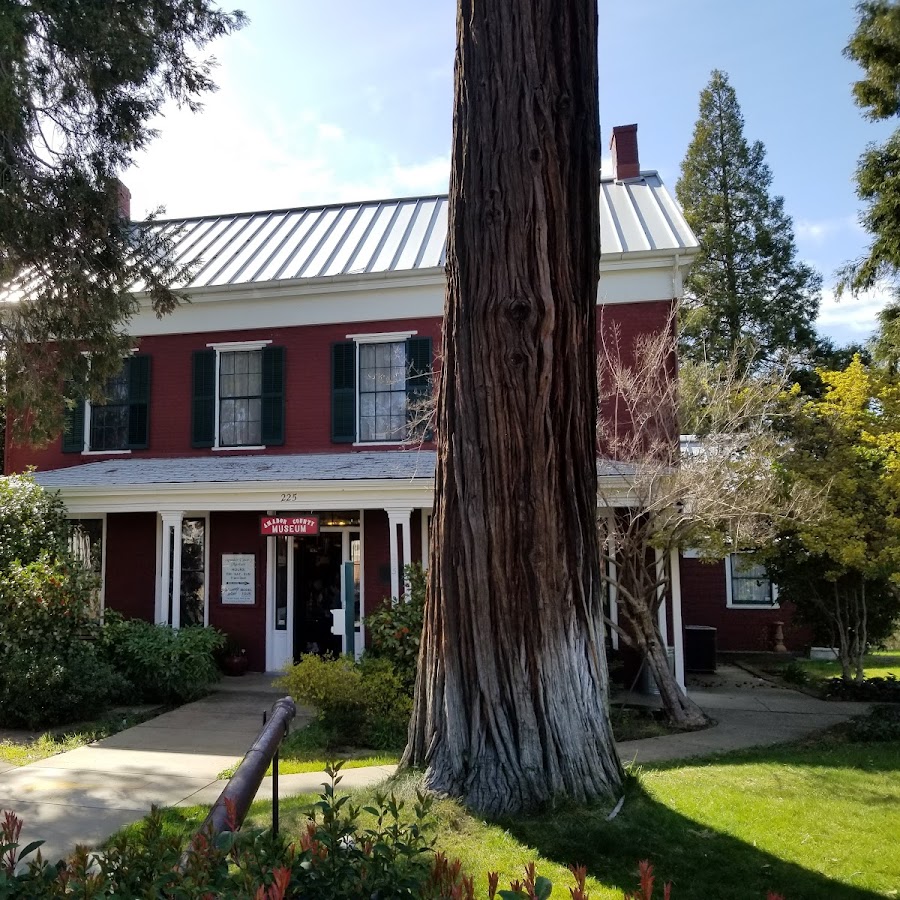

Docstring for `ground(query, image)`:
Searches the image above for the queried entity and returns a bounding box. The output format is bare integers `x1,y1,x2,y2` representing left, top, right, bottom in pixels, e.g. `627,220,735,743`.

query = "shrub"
0,765,440,898
366,562,426,691
0,557,119,728
0,473,70,572
779,660,810,686
0,642,122,729
822,673,900,702
99,612,225,704
842,704,900,742
277,654,411,749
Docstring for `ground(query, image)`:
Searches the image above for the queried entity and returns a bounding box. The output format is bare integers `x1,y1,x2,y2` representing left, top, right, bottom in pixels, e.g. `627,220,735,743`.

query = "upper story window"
63,356,151,454
192,341,285,449
331,333,432,444
726,553,778,608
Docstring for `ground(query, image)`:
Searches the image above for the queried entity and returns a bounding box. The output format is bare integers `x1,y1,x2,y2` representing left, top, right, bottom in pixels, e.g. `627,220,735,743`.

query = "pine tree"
0,2,246,442
841,1,900,368
676,70,821,370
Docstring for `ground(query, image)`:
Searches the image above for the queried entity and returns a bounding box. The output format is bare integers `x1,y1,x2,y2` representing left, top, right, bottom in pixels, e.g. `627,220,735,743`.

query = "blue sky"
126,0,893,345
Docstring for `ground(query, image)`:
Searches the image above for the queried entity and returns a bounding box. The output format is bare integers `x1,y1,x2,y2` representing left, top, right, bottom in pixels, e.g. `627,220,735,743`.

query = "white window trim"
346,330,416,343
181,512,210,628
349,331,418,445
206,340,273,450
77,352,141,454
725,553,780,609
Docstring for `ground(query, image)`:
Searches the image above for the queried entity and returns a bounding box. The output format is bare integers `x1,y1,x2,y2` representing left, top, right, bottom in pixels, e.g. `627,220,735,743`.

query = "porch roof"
32,451,637,489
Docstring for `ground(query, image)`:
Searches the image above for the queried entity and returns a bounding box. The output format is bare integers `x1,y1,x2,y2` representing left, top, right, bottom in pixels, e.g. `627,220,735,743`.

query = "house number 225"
280,493,298,502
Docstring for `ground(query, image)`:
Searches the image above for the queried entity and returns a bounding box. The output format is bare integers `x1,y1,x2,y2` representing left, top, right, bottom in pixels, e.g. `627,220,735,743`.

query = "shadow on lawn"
644,732,900,775
500,779,886,900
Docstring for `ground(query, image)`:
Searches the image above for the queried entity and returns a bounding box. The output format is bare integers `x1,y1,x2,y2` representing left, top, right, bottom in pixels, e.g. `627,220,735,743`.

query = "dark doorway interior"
293,533,343,659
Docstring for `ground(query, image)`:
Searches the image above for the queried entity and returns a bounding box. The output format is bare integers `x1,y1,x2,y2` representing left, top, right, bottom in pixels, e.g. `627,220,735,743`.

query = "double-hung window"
191,341,285,449
726,553,778,607
331,333,432,444
63,356,151,453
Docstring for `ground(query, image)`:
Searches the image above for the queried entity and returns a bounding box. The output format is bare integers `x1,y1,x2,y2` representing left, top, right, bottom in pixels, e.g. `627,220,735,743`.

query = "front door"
293,533,343,658
267,526,362,670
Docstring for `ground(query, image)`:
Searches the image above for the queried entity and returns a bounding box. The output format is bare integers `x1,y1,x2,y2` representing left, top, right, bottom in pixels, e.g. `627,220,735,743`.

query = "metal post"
272,743,279,836
178,697,296,872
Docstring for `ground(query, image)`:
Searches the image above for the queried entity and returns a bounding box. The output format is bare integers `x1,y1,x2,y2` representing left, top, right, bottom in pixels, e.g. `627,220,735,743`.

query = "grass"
216,720,403,779
790,650,900,683
0,709,162,767
121,716,900,899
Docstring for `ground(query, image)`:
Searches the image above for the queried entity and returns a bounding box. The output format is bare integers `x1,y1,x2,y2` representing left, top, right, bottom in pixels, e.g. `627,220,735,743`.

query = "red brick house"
6,125,707,674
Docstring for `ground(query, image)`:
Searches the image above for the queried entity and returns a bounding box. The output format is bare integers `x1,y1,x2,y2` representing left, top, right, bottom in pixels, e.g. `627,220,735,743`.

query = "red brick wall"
363,509,391,620
208,511,267,671
104,512,157,620
680,556,811,652
597,300,676,455
5,315,443,474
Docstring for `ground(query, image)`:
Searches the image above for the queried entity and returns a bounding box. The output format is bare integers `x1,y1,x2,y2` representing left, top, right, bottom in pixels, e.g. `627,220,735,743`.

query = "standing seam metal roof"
142,172,697,291
0,174,697,301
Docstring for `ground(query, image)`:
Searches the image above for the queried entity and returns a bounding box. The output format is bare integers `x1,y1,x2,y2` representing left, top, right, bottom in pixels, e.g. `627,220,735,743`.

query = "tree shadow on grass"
499,778,889,900
644,733,900,776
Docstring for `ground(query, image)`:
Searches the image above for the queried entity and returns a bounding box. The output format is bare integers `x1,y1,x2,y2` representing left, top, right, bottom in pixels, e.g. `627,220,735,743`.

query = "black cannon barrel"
179,696,296,869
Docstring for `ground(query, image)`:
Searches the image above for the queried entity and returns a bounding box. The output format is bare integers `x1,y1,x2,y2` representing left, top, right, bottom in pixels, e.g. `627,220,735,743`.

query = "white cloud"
795,215,860,244
817,284,892,335
389,156,450,193
123,67,448,218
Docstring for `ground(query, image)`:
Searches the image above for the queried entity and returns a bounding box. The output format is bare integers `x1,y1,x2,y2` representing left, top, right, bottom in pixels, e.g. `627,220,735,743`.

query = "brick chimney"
114,179,131,220
610,124,640,181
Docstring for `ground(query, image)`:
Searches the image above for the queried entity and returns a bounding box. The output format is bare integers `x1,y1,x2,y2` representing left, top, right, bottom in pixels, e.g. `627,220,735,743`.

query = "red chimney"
610,124,640,181
114,179,131,220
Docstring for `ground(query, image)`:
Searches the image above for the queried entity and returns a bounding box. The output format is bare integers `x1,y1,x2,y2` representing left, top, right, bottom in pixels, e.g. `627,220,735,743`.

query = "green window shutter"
192,350,216,448
62,396,85,453
261,346,285,446
331,342,356,443
126,355,151,449
406,336,433,439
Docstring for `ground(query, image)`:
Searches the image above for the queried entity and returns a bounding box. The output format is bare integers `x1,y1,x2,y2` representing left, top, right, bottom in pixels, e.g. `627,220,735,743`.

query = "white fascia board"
125,251,696,337
56,477,437,515
56,473,640,515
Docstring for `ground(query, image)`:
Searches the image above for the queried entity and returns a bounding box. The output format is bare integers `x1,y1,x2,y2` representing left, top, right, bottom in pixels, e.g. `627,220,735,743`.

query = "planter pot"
222,655,249,677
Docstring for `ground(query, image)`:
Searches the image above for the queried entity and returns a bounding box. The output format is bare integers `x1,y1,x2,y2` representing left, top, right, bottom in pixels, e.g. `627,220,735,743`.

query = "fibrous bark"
402,0,623,816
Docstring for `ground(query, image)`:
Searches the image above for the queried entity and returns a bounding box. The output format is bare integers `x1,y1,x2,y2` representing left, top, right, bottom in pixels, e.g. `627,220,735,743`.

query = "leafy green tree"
0,1,246,443
841,3,900,368
676,70,821,371
762,357,900,682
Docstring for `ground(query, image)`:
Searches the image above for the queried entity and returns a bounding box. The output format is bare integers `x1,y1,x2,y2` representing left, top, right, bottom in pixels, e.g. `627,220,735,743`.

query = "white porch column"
670,547,686,691
385,507,412,601
655,546,668,647
158,512,184,626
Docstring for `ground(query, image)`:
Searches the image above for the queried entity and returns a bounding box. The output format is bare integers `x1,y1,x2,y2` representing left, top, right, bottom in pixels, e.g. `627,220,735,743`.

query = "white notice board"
221,553,255,605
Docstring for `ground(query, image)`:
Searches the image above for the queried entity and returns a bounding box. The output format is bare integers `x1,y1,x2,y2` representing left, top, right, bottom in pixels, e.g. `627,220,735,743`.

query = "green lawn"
131,720,900,899
0,710,161,767
792,650,900,683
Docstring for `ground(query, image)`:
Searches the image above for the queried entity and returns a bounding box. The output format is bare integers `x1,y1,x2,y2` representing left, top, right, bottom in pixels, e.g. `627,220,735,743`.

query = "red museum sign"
259,515,320,537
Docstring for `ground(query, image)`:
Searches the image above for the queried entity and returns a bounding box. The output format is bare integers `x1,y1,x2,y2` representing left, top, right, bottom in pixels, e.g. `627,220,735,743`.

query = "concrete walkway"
0,666,870,863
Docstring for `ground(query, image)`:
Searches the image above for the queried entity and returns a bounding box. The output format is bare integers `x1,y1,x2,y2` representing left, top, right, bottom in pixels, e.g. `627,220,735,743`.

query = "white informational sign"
221,554,255,605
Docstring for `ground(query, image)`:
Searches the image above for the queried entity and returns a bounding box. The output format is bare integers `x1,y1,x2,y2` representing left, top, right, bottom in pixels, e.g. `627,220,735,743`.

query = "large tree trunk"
402,0,623,815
